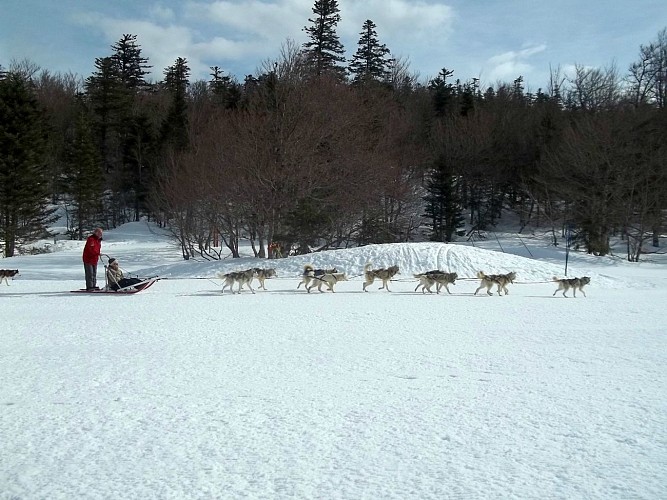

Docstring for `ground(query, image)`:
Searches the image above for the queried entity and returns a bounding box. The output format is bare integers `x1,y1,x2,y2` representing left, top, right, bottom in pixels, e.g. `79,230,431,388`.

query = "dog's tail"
477,271,486,279
303,264,314,274
552,276,560,281
414,273,426,279
217,272,230,279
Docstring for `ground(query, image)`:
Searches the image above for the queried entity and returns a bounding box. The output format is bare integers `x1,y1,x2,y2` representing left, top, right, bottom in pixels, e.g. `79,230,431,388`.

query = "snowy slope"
1,222,666,499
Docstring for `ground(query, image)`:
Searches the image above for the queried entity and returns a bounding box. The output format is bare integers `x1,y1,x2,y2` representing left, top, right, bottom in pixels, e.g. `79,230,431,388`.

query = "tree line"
1,0,665,262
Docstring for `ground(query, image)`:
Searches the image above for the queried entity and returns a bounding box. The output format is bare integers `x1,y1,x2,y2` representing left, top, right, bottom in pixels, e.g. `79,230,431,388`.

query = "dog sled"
71,276,159,294
72,255,160,294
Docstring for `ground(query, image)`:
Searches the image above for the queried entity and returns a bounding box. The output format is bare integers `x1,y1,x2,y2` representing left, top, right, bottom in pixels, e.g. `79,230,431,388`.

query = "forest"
1,0,665,262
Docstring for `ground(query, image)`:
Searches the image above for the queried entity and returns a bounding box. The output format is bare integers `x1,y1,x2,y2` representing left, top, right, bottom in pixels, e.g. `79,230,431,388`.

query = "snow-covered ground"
2,222,666,499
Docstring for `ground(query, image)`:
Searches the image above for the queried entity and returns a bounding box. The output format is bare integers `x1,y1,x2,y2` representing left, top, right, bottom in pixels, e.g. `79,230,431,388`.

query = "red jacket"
82,234,102,265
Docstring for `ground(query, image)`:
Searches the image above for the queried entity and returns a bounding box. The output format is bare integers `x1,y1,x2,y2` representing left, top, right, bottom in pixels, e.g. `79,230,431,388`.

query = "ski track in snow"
1,222,666,499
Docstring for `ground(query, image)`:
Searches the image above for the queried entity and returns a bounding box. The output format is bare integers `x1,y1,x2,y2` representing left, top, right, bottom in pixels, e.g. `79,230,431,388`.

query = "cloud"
74,12,195,79
149,4,176,22
342,0,455,39
186,0,307,42
485,44,547,83
70,0,457,82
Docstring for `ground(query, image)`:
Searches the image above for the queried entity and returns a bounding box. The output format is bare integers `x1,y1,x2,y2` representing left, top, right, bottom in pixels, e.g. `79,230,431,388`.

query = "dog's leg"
580,287,587,297
474,284,483,295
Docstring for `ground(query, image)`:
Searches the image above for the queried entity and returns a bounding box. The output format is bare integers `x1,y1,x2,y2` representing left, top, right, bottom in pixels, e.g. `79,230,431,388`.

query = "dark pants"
84,263,97,290
109,277,143,291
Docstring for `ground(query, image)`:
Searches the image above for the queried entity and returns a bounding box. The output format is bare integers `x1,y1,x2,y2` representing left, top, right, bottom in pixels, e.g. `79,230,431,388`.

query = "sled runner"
71,277,159,294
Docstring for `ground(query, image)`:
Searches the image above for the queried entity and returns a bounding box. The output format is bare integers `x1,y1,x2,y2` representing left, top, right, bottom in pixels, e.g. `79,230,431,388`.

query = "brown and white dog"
474,271,517,296
307,272,349,293
297,264,338,290
0,269,19,286
552,276,591,298
218,269,256,294
252,268,277,290
414,270,458,294
363,263,400,292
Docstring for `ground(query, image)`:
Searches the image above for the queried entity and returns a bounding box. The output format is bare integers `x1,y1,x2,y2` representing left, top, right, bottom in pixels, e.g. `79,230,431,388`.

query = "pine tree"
348,19,392,85
302,0,346,79
209,66,241,109
111,34,151,92
122,112,157,221
85,56,123,174
109,34,154,223
0,73,56,256
423,159,464,242
429,68,455,117
62,107,104,238
161,57,190,151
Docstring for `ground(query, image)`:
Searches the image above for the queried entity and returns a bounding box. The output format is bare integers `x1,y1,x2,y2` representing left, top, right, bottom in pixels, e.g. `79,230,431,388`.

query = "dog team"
2,266,590,297
216,264,590,297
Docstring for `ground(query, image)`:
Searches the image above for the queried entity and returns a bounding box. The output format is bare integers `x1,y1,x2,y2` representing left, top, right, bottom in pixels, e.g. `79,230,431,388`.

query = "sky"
2,0,666,90
2,221,666,498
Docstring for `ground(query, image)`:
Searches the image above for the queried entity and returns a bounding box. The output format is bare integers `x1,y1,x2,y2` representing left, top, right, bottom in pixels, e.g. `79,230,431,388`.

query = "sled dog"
414,271,458,294
474,271,517,296
297,264,338,289
363,263,400,292
552,276,590,298
307,272,349,293
0,269,19,286
252,268,277,290
219,269,256,294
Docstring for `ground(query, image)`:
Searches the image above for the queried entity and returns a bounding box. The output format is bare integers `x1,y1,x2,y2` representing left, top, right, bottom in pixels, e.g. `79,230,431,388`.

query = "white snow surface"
2,222,666,499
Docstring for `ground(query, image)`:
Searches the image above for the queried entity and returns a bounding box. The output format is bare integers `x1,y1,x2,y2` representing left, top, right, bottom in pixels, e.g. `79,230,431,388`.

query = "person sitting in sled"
106,258,144,291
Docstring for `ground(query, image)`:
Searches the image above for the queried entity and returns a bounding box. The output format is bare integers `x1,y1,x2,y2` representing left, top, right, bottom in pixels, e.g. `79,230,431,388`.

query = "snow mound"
142,242,616,287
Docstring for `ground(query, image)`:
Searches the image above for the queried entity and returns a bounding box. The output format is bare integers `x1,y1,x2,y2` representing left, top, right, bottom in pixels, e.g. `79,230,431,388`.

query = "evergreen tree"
348,19,392,84
429,68,455,117
109,34,154,223
423,159,464,242
209,66,241,109
62,107,104,238
302,0,346,79
85,56,123,174
161,57,190,150
0,73,56,256
111,34,151,92
122,112,157,221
